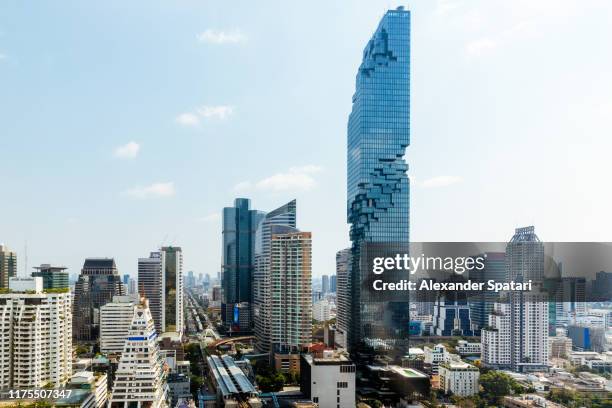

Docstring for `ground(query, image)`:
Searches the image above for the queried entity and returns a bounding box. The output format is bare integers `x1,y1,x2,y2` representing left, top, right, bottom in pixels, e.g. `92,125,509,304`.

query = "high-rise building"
32,264,69,289
100,295,138,354
0,244,17,289
253,200,296,353
468,252,505,331
592,271,612,301
73,258,125,342
482,227,549,372
221,198,265,332
127,277,137,295
109,300,169,408
335,248,351,349
0,277,72,389
185,270,196,288
138,248,184,334
321,275,330,294
269,226,312,354
346,7,411,353
330,274,337,293
122,274,129,285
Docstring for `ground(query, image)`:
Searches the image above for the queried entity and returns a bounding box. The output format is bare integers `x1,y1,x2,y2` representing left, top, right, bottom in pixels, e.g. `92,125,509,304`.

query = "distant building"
100,295,138,354
0,244,17,289
432,290,475,336
321,275,330,294
335,248,351,349
549,336,572,358
122,274,129,285
456,340,481,356
32,264,69,289
313,299,334,322
109,300,169,408
567,325,606,352
127,277,137,295
439,361,479,396
330,275,337,293
0,277,72,389
73,258,125,342
300,351,356,408
138,247,184,334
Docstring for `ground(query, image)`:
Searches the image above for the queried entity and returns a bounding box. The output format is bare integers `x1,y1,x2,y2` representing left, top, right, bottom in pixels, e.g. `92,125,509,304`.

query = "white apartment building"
301,351,356,408
482,303,511,367
100,295,138,354
456,340,482,356
313,299,335,322
424,344,450,374
439,361,480,396
0,277,72,389
109,300,169,408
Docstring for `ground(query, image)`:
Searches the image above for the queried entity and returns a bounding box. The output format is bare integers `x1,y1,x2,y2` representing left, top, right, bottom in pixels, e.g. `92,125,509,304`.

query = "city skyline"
2,0,612,280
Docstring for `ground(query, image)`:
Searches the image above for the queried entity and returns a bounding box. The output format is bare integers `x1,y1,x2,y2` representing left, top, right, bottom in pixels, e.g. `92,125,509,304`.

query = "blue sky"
1,0,612,279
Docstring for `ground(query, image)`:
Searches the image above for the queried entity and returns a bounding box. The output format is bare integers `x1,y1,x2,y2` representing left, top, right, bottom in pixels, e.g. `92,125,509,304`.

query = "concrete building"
167,373,191,406
66,371,108,408
269,227,312,355
424,344,450,374
549,336,572,358
99,295,138,354
0,244,17,289
300,351,356,408
335,248,351,349
438,361,480,396
456,340,482,356
0,277,72,389
313,299,334,322
109,300,169,408
138,247,184,335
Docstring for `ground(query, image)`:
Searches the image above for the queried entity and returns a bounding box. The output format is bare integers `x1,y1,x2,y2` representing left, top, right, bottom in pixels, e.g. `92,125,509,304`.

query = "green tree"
479,371,515,403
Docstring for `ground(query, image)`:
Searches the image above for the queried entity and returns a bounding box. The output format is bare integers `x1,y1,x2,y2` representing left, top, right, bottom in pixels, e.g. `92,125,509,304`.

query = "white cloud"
198,213,221,223
196,105,234,120
233,165,323,193
176,105,234,127
113,141,140,159
196,29,246,44
175,112,200,127
419,176,463,188
465,37,497,56
124,182,175,199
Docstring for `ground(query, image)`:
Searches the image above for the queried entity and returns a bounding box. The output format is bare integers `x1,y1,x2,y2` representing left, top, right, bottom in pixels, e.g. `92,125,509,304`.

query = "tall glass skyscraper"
346,7,411,353
221,198,265,332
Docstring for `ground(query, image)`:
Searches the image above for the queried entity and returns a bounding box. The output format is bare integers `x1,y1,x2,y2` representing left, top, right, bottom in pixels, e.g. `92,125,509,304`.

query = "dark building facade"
32,264,70,289
73,258,125,342
221,198,265,332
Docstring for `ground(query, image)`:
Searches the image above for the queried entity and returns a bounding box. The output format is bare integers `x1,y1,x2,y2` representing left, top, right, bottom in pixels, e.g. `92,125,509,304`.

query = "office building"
167,373,191,407
552,277,586,328
0,277,72,389
591,271,612,302
313,299,334,322
185,270,196,288
567,325,606,352
300,351,356,408
438,361,480,396
32,264,69,289
73,258,125,342
122,274,129,285
100,295,138,354
127,277,137,295
138,247,184,334
432,290,475,336
321,275,330,294
253,200,296,353
269,227,312,354
221,198,265,332
330,274,337,293
109,300,169,408
346,7,411,353
468,252,505,330
0,244,17,289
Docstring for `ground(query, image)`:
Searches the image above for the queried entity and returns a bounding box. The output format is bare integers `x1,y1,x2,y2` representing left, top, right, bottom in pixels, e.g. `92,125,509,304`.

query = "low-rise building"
438,361,479,396
300,350,355,408
502,394,564,408
456,341,481,356
66,371,108,408
167,373,192,407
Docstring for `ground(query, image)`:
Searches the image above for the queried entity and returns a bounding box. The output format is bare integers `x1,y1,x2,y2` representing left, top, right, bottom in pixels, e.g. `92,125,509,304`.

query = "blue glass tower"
221,198,265,332
347,7,411,352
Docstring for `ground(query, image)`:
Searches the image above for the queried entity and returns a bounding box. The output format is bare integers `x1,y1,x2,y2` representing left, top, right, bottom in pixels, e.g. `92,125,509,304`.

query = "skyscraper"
253,200,297,353
321,275,330,294
32,264,69,289
346,7,411,353
100,295,138,354
0,244,17,289
468,252,505,331
269,226,312,354
330,274,337,293
221,198,265,332
138,247,184,334
335,248,351,349
73,258,125,342
0,277,72,389
109,299,169,408
482,227,549,372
